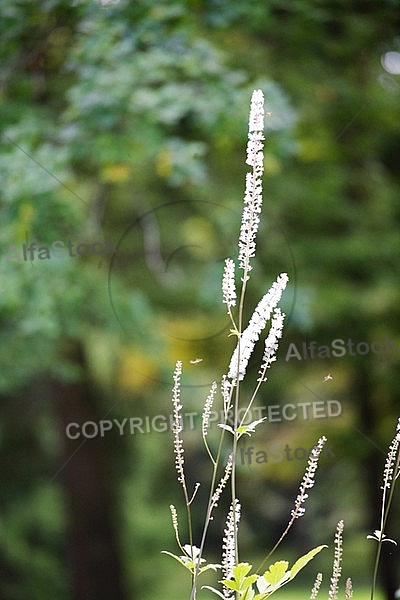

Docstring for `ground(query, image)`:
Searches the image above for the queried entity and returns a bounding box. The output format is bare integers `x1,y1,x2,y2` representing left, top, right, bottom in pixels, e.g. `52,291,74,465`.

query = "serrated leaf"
220,579,239,591
232,562,252,580
263,560,289,585
221,563,258,593
242,575,258,590
234,565,258,589
289,545,327,579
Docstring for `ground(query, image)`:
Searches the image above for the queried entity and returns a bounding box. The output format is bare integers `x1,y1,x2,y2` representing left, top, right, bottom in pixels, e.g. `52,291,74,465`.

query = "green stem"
230,265,250,600
190,391,234,600
256,512,296,574
370,442,400,600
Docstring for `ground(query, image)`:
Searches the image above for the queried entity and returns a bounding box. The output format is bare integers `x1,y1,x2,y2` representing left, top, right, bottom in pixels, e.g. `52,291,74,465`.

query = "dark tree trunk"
356,361,399,599
50,343,127,600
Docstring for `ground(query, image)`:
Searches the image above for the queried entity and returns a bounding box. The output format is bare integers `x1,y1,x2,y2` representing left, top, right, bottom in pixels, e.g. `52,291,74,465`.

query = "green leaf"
220,579,239,592
263,560,289,585
220,563,258,595
289,545,327,579
232,562,253,580
232,563,258,591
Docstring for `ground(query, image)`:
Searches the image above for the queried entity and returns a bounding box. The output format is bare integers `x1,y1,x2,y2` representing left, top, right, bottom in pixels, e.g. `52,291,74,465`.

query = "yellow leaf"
101,163,131,183
156,149,172,177
117,345,158,390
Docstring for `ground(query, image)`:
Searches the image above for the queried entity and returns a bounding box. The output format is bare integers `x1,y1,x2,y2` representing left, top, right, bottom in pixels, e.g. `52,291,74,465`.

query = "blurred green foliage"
1,0,400,598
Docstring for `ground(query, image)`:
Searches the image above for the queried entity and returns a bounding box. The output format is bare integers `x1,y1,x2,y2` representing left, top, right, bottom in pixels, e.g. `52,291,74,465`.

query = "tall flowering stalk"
165,90,327,600
164,88,400,600
368,417,400,600
227,90,289,571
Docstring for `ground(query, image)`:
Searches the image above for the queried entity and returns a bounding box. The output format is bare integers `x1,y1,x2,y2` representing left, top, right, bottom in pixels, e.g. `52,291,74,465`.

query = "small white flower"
367,529,397,545
182,545,205,561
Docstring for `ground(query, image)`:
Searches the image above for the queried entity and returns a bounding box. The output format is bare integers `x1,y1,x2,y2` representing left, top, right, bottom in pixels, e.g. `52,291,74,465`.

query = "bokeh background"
1,1,400,598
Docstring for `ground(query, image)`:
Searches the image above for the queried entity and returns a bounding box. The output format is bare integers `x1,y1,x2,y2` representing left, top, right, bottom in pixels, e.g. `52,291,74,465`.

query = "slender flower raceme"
228,272,288,381
202,381,218,438
211,455,233,509
172,360,185,487
221,375,233,419
169,504,184,551
310,572,323,599
222,258,237,310
329,520,344,600
345,577,353,599
257,307,285,382
221,500,241,598
238,89,265,277
381,416,400,497
291,436,327,519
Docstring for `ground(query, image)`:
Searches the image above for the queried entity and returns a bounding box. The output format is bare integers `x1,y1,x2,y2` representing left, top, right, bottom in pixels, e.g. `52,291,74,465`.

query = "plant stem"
370,447,400,600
